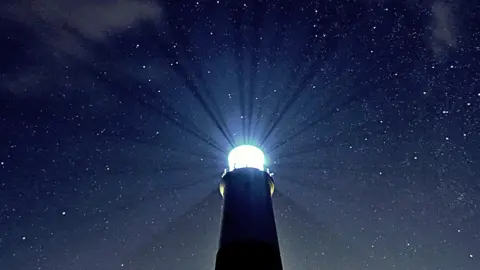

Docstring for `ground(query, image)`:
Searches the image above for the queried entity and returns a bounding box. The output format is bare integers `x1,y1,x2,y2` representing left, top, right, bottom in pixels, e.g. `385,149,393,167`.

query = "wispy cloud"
1,0,162,55
1,0,162,97
430,1,457,57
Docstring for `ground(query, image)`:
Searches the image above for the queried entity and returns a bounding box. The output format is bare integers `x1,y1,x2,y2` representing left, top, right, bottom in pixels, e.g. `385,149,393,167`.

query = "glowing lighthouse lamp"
215,145,283,270
220,145,274,196
228,145,266,172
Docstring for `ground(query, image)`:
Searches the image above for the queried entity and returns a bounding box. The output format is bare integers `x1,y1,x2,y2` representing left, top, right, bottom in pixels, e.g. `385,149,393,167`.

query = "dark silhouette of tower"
215,165,282,270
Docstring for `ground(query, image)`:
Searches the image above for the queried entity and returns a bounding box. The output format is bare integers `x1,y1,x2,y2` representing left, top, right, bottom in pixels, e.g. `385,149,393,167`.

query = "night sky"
1,0,479,269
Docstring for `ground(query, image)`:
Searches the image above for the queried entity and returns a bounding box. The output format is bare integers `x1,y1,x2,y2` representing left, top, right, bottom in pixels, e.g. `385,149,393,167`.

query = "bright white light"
228,145,265,172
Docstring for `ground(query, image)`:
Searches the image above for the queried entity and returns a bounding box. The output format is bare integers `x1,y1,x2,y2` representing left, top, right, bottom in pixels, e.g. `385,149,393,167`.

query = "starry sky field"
0,0,479,269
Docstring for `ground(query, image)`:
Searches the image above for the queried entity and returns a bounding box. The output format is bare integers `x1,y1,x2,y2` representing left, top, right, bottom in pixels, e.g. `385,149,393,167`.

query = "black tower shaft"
215,168,282,270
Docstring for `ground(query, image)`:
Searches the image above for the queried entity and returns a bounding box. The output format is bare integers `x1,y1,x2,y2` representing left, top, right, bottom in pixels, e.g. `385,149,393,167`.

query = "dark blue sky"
0,0,479,269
